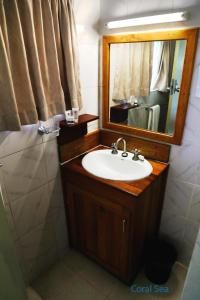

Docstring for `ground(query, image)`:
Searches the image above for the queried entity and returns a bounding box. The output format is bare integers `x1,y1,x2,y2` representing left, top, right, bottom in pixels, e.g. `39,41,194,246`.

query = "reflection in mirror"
109,40,186,135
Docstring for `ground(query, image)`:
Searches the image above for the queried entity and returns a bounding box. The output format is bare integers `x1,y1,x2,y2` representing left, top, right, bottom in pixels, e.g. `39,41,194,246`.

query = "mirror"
102,29,198,144
109,40,186,135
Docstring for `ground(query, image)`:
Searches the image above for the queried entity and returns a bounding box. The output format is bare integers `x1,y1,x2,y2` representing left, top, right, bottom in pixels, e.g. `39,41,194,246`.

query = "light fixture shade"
106,12,188,29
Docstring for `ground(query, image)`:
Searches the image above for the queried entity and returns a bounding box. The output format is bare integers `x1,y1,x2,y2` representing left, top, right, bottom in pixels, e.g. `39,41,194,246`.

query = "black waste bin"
144,239,177,284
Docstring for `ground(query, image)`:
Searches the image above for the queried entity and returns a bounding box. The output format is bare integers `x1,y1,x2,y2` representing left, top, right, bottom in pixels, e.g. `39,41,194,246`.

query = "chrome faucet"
111,137,128,157
131,148,144,161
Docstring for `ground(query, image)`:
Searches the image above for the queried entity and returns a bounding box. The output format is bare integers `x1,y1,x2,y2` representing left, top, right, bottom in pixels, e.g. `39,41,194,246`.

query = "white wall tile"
3,201,18,242
174,0,200,8
48,176,64,210
1,144,47,202
183,38,200,142
178,240,195,266
100,0,127,21
31,247,58,282
168,140,200,185
162,179,193,217
0,167,8,206
183,100,200,142
126,0,173,15
43,140,60,182
74,0,100,27
160,215,186,241
53,209,69,258
183,220,199,247
0,124,42,159
14,240,29,282
19,221,58,281
188,186,200,224
10,184,51,238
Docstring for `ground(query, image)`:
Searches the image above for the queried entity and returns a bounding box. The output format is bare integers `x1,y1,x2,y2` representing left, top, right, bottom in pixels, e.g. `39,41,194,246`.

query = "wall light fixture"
106,12,188,29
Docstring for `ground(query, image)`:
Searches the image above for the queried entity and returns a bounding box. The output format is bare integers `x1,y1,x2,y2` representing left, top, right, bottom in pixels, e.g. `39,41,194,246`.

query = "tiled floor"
33,249,187,300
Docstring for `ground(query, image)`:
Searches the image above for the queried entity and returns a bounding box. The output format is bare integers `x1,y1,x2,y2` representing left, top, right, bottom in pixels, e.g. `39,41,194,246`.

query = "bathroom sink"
82,149,153,181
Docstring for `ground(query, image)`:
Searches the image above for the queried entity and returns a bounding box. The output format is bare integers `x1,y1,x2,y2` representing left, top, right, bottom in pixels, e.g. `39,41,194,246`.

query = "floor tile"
58,275,106,300
33,250,187,300
33,259,105,300
62,250,118,296
61,249,93,273
33,261,75,298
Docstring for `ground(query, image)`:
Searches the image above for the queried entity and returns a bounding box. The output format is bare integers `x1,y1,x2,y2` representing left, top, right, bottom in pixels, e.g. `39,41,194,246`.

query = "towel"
128,107,149,129
147,105,160,131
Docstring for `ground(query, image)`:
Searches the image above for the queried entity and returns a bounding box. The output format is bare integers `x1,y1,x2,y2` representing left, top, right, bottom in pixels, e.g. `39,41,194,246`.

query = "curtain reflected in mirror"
109,40,186,135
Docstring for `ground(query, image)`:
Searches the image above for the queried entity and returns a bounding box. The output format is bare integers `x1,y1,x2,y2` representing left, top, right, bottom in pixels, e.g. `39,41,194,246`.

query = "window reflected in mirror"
109,40,186,135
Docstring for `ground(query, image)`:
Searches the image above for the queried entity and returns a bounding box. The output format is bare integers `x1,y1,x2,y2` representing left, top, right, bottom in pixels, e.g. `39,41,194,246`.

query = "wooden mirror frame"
102,28,198,145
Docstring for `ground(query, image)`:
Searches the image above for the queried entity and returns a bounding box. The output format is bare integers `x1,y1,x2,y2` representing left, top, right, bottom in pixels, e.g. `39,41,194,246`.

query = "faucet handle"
132,148,140,154
131,148,141,161
138,154,144,162
111,143,118,154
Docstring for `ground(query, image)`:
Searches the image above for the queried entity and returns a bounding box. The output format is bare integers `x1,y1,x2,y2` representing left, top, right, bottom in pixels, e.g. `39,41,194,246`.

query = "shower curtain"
0,0,82,131
0,187,27,300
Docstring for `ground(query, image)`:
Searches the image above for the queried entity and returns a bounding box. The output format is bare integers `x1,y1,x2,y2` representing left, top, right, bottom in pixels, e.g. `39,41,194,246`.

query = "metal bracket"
38,124,60,136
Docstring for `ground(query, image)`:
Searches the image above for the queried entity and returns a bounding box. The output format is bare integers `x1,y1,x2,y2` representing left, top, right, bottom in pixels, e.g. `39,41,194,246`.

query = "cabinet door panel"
67,183,130,277
97,205,130,275
70,190,97,255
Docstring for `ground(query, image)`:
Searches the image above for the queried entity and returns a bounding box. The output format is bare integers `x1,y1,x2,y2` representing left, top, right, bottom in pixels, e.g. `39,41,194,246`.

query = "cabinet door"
96,199,130,277
66,183,130,278
67,184,97,254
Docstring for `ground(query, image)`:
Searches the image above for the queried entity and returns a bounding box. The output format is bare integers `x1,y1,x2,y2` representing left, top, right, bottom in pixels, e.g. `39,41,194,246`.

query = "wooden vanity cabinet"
61,154,168,284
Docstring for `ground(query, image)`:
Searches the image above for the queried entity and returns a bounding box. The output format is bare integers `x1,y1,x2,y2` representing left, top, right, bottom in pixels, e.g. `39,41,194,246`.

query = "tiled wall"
181,227,200,299
160,36,200,265
99,0,200,266
0,120,68,282
0,0,100,283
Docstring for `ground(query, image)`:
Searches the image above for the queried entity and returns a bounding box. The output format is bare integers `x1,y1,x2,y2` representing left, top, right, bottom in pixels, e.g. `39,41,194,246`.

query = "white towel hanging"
147,105,160,131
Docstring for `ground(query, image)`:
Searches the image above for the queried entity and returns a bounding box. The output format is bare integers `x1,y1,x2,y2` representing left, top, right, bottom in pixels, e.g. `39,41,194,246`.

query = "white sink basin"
82,149,153,181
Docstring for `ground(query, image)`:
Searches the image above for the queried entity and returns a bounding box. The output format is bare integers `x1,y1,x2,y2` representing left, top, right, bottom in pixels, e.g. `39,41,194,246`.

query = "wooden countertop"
61,146,169,197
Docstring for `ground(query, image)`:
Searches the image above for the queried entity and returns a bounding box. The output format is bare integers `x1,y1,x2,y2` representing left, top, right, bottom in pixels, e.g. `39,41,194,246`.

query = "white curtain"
151,41,170,92
111,42,153,100
0,0,82,131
